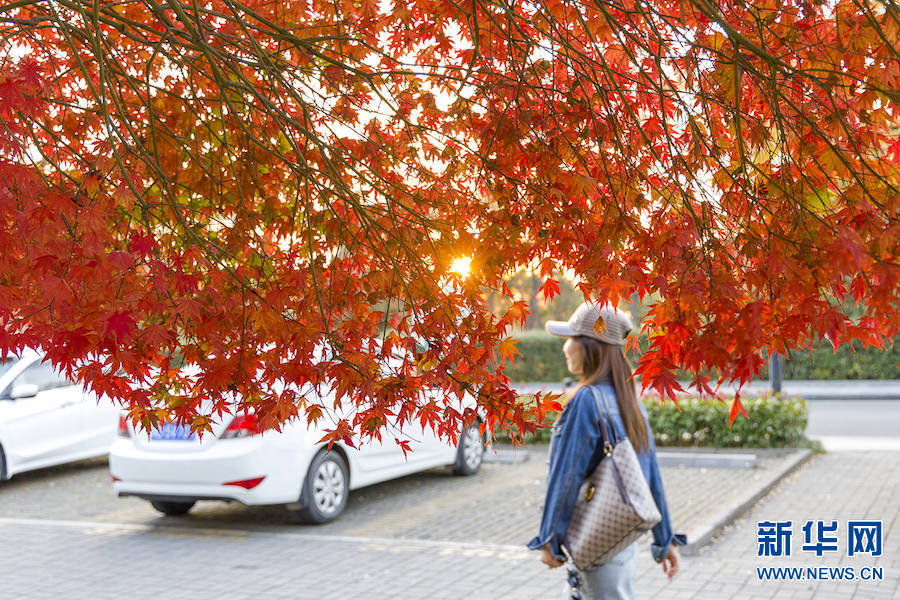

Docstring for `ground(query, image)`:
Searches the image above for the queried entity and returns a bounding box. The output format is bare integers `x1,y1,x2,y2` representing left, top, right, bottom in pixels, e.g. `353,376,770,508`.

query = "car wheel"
296,450,349,524
453,420,485,475
0,443,6,481
149,500,196,516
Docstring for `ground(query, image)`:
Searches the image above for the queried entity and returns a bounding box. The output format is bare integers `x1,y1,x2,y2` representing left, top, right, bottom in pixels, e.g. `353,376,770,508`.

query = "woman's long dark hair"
573,336,649,453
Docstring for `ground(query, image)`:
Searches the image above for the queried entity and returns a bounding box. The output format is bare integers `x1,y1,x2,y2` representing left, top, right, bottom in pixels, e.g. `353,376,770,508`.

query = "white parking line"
0,516,527,552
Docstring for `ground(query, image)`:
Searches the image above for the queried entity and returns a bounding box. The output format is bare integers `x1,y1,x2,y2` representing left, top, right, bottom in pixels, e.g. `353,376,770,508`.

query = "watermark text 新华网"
756,519,884,582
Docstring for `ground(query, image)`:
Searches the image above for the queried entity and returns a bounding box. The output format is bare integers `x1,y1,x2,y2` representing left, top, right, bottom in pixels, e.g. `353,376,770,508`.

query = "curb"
656,451,757,469
802,394,900,400
483,446,530,463
679,448,814,556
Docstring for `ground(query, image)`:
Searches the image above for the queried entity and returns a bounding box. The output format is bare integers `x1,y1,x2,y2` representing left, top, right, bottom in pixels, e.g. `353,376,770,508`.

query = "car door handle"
61,400,79,408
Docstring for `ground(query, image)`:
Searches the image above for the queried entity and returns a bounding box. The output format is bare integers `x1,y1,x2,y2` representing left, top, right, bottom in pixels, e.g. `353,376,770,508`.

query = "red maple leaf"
887,137,900,165
129,233,155,257
104,311,136,342
538,278,561,302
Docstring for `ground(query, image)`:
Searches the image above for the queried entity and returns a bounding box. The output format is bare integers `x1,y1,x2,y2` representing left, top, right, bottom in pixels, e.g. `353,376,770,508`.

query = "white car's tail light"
118,415,131,438
220,413,260,439
223,477,265,489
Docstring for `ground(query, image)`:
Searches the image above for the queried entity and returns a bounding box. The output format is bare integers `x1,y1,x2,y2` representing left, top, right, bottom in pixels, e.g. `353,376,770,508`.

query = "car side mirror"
10,383,39,399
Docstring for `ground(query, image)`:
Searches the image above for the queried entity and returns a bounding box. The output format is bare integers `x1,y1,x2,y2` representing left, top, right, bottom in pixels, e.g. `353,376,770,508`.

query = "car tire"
149,500,196,516
453,420,485,476
295,450,349,524
0,443,6,481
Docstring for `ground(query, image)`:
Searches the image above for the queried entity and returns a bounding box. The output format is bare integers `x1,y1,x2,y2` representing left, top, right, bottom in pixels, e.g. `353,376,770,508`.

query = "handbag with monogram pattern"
562,386,662,570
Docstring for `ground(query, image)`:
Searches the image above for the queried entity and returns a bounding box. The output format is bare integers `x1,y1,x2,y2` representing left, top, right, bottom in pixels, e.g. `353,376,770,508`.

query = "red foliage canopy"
0,0,898,442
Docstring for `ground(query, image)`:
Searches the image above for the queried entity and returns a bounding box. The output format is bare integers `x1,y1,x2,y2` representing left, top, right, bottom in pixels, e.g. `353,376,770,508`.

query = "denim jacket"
527,381,686,563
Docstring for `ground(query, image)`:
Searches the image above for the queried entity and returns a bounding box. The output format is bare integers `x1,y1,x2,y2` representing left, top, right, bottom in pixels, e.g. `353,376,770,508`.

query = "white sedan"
110,395,486,522
0,349,119,481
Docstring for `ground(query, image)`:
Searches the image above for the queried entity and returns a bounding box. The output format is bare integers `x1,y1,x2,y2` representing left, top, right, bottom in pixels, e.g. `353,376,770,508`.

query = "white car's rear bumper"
109,437,310,505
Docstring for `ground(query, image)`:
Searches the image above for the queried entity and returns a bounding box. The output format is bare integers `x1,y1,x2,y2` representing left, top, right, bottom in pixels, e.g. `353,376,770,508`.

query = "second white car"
0,349,119,481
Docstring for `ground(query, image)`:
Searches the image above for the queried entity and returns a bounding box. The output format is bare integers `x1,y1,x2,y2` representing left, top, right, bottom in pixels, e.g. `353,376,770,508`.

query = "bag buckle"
603,441,613,456
585,484,595,501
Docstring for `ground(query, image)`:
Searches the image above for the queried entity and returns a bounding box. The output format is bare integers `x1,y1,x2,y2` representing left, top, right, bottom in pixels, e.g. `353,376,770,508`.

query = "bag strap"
587,386,632,503
587,386,616,456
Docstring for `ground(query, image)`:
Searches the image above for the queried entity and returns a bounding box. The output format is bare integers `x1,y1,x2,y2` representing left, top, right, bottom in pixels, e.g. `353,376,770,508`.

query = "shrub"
503,330,569,383
493,393,813,449
776,343,900,380
642,394,809,448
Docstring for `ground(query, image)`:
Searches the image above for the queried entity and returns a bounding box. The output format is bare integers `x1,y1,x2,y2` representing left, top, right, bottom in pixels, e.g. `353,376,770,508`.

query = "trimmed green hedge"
504,331,900,382
643,394,810,448
495,394,814,449
771,343,900,380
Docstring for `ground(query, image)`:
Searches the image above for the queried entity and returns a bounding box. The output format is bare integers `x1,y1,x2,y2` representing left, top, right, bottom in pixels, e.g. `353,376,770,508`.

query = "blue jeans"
561,542,638,600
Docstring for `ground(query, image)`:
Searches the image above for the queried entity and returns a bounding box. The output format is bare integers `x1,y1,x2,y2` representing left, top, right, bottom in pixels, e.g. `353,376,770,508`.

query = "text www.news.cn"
757,566,884,581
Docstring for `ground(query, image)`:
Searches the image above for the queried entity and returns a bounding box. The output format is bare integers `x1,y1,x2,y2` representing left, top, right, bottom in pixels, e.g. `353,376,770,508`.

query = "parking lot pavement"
0,452,554,538
0,517,558,600
1,449,897,599
0,446,797,545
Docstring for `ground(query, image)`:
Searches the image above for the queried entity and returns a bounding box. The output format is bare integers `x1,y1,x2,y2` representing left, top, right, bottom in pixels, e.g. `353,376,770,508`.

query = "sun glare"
449,256,472,278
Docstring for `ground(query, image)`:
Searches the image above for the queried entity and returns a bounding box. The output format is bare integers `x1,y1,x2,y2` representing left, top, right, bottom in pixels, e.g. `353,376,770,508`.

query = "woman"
528,301,685,599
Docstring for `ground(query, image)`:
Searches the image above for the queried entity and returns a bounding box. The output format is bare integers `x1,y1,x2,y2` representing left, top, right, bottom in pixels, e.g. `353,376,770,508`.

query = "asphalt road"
805,400,900,438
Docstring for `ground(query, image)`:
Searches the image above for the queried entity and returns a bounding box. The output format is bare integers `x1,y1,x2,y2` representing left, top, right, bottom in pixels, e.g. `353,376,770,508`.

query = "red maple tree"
0,0,897,443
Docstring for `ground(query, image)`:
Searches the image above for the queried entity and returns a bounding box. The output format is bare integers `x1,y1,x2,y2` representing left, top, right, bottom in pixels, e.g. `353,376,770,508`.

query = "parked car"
0,349,119,481
110,387,486,523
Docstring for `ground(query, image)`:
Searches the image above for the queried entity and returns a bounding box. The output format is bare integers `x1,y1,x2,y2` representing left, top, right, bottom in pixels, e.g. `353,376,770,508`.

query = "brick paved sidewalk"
668,451,899,600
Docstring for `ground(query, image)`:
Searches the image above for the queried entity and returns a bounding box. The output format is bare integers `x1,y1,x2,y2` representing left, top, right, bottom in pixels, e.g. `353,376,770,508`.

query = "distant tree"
538,278,583,327
0,0,897,441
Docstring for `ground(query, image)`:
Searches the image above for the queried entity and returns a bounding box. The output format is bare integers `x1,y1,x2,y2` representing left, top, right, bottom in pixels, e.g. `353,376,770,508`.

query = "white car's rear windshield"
0,356,19,379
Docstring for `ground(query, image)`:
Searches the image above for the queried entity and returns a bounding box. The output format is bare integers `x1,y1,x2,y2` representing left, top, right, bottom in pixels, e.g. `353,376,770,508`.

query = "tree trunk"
527,276,543,330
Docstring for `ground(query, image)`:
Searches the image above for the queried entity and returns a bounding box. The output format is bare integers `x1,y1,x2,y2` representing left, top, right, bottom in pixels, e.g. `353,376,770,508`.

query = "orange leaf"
306,404,323,427
728,395,748,429
497,337,521,365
